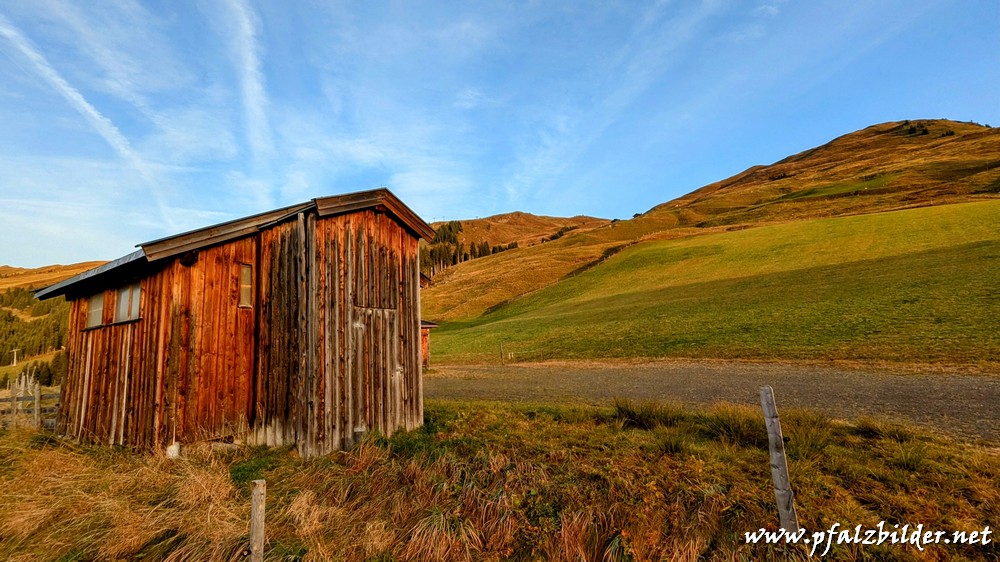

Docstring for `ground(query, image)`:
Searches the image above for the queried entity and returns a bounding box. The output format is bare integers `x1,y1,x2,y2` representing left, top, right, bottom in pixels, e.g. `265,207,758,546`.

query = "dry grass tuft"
0,400,997,560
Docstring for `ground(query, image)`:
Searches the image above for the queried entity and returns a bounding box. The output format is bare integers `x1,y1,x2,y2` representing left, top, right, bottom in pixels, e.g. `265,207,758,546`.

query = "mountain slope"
423,119,1000,322
0,262,107,291
431,200,1000,367
646,119,1000,227
431,212,609,250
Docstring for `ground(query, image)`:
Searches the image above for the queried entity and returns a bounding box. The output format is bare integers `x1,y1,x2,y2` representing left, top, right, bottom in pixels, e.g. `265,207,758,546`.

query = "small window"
239,264,253,307
115,282,141,322
86,293,104,328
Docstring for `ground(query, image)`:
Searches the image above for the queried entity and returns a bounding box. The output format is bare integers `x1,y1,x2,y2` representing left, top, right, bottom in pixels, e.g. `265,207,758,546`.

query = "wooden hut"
36,188,435,457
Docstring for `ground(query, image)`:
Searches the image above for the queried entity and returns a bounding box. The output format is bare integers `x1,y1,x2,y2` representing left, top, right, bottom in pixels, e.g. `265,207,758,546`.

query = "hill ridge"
423,118,999,321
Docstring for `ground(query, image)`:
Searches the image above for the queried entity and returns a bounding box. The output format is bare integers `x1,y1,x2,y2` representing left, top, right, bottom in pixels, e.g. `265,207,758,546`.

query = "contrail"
0,11,174,229
226,0,273,171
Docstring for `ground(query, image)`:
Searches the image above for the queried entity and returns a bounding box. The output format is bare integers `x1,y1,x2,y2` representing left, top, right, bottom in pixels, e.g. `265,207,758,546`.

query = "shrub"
851,416,914,442
782,409,835,460
612,398,685,430
698,404,767,448
649,427,695,456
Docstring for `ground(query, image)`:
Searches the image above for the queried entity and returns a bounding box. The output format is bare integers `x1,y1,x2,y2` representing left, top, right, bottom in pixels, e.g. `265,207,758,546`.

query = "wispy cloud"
273,110,479,219
501,2,719,205
221,0,274,186
41,0,168,115
37,0,237,166
0,155,180,263
756,3,782,17
454,87,496,109
0,11,174,228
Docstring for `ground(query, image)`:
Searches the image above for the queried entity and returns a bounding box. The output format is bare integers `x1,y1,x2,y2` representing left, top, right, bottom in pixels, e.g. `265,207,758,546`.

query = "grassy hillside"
423,212,702,320
0,262,105,292
423,119,1000,322
432,211,609,250
0,401,996,560
648,119,1000,228
432,200,1000,367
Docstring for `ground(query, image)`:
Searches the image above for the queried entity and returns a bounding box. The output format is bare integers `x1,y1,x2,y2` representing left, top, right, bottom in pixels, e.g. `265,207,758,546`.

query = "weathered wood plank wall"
58,206,423,456
58,239,257,449
253,209,422,456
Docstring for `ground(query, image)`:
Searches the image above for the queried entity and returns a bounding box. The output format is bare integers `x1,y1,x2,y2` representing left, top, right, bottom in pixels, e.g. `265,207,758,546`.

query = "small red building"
420,320,438,368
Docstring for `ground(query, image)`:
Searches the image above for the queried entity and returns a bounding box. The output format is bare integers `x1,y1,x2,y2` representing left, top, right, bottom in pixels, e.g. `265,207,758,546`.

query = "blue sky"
0,0,997,267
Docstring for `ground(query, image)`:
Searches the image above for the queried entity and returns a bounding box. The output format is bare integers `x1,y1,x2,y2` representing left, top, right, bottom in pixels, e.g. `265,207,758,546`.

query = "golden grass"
431,212,610,250
0,400,996,561
0,435,248,560
650,120,1000,228
422,212,684,321
0,262,106,292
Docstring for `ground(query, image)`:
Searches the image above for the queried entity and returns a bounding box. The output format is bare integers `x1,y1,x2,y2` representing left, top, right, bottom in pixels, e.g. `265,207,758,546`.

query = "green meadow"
433,200,1000,366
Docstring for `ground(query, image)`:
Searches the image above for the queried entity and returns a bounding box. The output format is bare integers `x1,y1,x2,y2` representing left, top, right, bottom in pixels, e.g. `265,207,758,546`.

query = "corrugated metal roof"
35,188,435,300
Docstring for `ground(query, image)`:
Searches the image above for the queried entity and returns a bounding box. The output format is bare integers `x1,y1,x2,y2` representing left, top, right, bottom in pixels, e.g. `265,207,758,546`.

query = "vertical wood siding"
254,209,422,456
58,238,257,449
57,209,422,456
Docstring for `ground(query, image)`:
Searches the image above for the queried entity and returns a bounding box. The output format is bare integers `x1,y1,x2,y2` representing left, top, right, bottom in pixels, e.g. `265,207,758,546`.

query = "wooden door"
350,306,401,442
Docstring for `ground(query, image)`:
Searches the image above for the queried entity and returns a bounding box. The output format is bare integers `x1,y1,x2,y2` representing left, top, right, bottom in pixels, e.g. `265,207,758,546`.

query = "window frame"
238,263,253,308
114,281,142,323
86,292,104,329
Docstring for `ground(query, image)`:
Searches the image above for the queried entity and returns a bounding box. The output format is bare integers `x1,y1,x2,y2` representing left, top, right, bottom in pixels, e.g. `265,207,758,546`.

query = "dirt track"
425,360,1000,443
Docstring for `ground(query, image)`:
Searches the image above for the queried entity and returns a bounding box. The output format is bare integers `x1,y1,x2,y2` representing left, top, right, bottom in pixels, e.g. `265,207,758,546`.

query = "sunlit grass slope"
433,200,1000,366
424,120,999,323
0,262,106,291
423,211,699,320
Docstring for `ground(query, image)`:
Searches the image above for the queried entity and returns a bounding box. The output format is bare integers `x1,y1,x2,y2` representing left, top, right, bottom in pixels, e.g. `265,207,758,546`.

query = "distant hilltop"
0,262,107,292
645,119,999,228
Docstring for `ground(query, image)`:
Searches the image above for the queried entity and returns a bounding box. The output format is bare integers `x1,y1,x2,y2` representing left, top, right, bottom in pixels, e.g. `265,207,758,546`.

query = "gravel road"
425,360,1000,443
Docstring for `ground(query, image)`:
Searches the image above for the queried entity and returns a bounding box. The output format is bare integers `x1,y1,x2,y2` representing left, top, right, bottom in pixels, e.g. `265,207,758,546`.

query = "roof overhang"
34,250,149,300
140,201,314,262
314,188,436,240
35,188,435,301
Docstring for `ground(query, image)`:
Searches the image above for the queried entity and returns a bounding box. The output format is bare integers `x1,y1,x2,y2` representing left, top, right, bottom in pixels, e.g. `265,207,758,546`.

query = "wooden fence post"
13,376,19,428
250,479,266,562
34,381,41,430
499,342,505,366
759,386,799,532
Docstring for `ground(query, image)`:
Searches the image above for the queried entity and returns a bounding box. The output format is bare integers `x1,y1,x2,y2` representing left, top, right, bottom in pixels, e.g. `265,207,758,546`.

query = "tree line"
419,221,518,276
3,352,67,388
0,288,69,375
